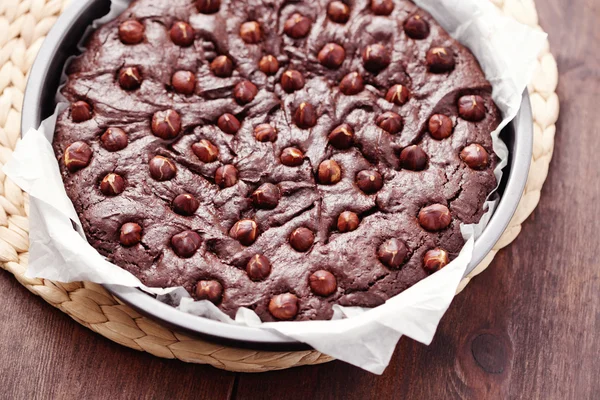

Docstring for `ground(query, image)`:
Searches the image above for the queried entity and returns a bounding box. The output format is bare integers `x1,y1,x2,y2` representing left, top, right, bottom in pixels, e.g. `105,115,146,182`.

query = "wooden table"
1,0,598,398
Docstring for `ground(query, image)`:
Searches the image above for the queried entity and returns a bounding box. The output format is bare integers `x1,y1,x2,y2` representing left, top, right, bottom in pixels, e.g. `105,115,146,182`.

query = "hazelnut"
196,0,220,14
259,55,279,75
172,194,200,216
254,124,277,142
399,145,428,171
418,204,452,231
283,13,312,39
171,230,202,258
426,47,455,73
458,95,486,122
230,219,258,246
460,144,489,170
120,222,142,247
356,170,383,193
217,113,241,134
71,101,92,122
280,70,305,93
251,183,280,209
192,139,219,163
233,80,258,104
240,21,262,44
289,227,314,252
309,270,337,296
293,102,317,129
337,211,359,232
268,293,298,320
377,238,408,269
215,164,238,188
170,21,194,47
149,156,177,181
423,248,450,272
246,254,271,281
118,20,144,45
376,111,403,134
100,173,125,196
64,141,92,172
318,160,342,185
327,1,350,23
404,15,430,39
195,280,223,304
428,114,453,140
151,109,181,139
385,84,410,106
171,70,196,95
100,128,128,152
210,55,234,78
318,43,346,69
339,72,364,95
118,66,142,90
328,124,354,149
371,0,394,15
280,147,304,167
362,44,390,73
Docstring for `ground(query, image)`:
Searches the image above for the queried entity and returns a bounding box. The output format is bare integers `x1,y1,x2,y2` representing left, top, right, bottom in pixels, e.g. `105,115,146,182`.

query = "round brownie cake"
53,0,500,321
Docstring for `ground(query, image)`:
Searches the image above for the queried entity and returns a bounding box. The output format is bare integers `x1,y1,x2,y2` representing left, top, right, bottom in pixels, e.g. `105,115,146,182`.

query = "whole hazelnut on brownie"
280,147,304,167
230,219,258,246
100,173,125,196
362,44,390,73
100,128,128,151
118,67,142,90
371,0,394,15
254,124,277,142
399,145,428,171
328,124,354,149
426,47,455,73
404,15,430,39
309,270,337,296
284,13,312,38
64,142,92,172
337,211,359,232
327,1,350,23
339,72,364,95
120,222,142,247
385,84,410,106
423,248,450,272
172,194,200,216
281,70,305,93
233,81,258,104
171,230,202,258
418,204,452,231
318,43,346,69
240,21,262,44
246,254,272,281
118,20,144,44
378,238,408,269
356,170,383,193
259,55,279,75
210,55,234,77
192,139,219,163
269,293,298,320
294,102,317,129
215,165,238,188
195,280,223,304
170,21,194,47
428,114,453,139
289,227,314,252
460,144,489,169
71,101,92,122
376,112,403,134
171,71,196,95
196,0,220,14
318,160,342,185
151,110,181,139
458,95,487,121
251,183,280,209
217,113,241,134
149,156,177,181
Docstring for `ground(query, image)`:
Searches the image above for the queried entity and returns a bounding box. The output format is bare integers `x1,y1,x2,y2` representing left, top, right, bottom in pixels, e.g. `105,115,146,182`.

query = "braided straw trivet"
0,0,558,372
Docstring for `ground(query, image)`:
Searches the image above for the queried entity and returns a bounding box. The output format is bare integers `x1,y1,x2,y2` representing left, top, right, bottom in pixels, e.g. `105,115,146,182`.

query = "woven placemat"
0,0,558,372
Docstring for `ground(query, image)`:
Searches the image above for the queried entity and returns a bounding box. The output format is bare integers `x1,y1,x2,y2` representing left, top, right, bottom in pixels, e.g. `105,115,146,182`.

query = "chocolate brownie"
53,0,501,321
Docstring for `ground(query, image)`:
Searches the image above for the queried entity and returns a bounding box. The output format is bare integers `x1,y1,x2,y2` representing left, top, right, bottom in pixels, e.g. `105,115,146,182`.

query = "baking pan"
21,0,533,351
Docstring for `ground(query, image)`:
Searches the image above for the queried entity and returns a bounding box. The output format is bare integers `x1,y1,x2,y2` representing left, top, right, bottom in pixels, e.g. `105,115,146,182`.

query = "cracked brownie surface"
53,0,500,321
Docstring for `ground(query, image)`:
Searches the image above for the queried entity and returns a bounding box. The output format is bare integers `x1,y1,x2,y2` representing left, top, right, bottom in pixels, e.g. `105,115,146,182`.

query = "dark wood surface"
2,0,598,398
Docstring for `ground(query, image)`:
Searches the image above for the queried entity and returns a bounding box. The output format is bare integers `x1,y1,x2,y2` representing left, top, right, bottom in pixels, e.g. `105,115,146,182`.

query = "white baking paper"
4,0,546,374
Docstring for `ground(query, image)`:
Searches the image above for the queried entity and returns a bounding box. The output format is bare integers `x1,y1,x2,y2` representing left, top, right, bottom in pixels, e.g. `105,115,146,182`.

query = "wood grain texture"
1,0,598,398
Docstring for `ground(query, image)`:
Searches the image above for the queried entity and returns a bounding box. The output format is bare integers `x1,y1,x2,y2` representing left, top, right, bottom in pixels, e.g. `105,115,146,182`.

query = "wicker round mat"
0,0,558,372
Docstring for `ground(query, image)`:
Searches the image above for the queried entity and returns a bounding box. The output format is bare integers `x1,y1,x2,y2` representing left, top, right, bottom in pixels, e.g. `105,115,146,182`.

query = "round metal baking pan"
21,0,533,351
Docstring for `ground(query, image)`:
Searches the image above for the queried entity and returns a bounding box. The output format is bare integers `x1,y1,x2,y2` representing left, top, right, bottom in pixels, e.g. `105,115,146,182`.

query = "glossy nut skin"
318,160,342,185
246,254,271,281
215,164,238,188
318,43,346,69
377,238,408,269
280,147,304,166
101,128,128,151
371,0,394,15
460,144,489,170
259,55,279,75
119,222,142,247
210,55,234,77
100,173,125,196
289,227,314,252
293,102,317,129
118,20,144,44
171,230,202,258
171,70,196,95
356,170,383,193
196,0,220,14
149,156,177,181
458,95,486,122
64,142,92,172
170,21,194,47
233,80,258,104
399,145,428,171
428,114,453,140
217,113,241,134
418,204,452,231
426,47,455,73
339,72,364,95
403,15,430,39
240,21,262,44
195,280,223,304
281,70,305,93
71,101,92,122
337,211,359,232
172,194,200,216
192,139,219,163
230,219,258,246
118,67,142,90
385,84,410,105
254,124,277,142
309,270,337,296
328,124,354,149
423,248,450,272
283,13,312,39
376,111,403,134
328,1,350,23
268,293,299,320
251,183,280,209
362,44,390,73
151,109,181,139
